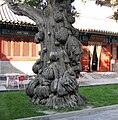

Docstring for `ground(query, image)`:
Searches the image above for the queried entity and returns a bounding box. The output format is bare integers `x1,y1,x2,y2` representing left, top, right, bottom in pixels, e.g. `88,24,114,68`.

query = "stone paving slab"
17,104,118,120
79,78,118,87
58,109,118,120
0,85,6,90
77,72,118,86
87,72,118,79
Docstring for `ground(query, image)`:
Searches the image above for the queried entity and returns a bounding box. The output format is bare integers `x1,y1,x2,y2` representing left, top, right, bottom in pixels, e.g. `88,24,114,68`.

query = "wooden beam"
1,40,4,55
79,30,118,36
29,42,32,57
36,44,41,57
20,41,24,56
0,57,39,61
5,41,8,56
11,40,14,56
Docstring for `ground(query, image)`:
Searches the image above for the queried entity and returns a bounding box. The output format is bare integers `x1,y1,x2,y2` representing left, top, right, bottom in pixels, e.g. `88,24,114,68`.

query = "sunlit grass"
79,85,118,107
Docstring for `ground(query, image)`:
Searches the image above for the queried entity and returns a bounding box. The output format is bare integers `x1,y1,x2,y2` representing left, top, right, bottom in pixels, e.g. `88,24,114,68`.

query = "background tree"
24,0,118,21
79,0,118,21
5,0,86,109
23,0,39,8
95,0,118,21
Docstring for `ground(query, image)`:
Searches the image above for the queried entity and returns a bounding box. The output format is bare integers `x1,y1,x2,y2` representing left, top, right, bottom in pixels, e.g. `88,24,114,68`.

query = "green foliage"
81,0,118,20
113,10,118,21
24,0,39,7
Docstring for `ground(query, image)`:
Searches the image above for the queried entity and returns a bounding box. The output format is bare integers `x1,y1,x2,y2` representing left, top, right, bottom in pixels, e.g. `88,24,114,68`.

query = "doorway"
92,45,98,71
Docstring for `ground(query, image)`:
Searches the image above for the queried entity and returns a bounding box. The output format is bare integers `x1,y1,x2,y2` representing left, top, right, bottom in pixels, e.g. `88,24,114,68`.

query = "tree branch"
5,0,44,23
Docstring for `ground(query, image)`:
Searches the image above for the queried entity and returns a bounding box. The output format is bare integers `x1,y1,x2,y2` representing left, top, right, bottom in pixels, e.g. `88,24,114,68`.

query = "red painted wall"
81,44,111,72
81,46,90,71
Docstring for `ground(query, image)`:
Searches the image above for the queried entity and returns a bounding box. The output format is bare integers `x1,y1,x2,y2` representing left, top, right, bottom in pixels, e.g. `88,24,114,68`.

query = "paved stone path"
0,85,6,90
0,72,118,91
18,105,118,120
57,109,118,120
77,72,118,86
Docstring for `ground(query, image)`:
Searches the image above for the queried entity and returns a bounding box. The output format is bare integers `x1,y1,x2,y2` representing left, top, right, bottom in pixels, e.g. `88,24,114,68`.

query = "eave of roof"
73,16,118,35
0,3,36,26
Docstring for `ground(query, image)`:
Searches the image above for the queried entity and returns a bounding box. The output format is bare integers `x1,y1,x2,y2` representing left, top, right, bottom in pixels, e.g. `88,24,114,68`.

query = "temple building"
0,2,118,74
0,3,39,74
73,16,118,72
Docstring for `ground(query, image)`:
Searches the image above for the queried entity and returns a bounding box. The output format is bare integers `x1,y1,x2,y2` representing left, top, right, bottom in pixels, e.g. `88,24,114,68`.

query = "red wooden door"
99,46,111,71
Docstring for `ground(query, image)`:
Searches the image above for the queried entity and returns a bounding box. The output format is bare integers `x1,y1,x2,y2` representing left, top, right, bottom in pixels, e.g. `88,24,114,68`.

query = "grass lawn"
79,85,118,107
0,85,118,120
0,91,46,120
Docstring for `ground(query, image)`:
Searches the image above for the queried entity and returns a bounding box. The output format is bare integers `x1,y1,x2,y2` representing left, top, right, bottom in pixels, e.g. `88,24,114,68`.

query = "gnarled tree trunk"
6,0,86,109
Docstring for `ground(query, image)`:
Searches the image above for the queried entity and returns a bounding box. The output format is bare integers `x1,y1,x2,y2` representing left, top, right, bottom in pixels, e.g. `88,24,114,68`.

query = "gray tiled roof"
0,3,36,26
0,3,118,34
73,16,118,34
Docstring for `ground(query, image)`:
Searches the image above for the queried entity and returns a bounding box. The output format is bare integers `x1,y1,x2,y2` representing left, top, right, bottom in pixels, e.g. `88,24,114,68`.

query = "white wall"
0,61,36,75
10,61,36,75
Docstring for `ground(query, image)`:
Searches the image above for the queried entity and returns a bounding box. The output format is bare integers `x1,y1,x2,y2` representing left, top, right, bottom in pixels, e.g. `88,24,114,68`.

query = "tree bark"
6,0,86,109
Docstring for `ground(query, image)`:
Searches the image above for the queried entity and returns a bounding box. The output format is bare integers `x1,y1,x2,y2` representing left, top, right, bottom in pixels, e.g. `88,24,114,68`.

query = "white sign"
111,59,115,64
